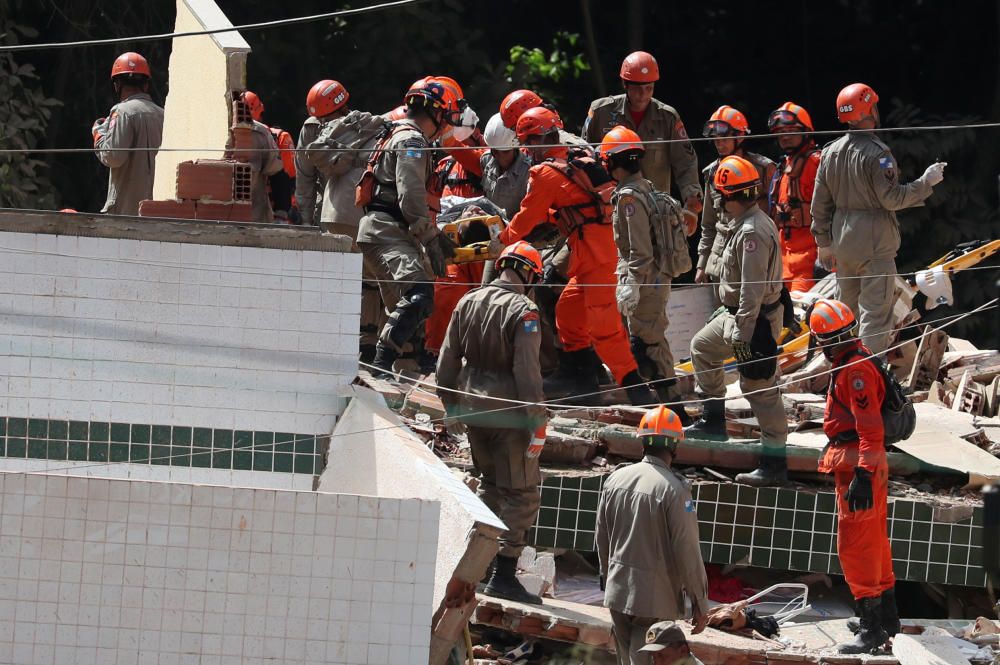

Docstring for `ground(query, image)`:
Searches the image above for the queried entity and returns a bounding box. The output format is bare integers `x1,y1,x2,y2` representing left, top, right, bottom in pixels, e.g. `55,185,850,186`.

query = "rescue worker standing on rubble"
583,52,703,221
602,126,692,423
810,299,899,654
359,78,457,376
243,91,297,222
436,241,548,605
696,106,776,285
93,52,164,216
687,156,788,486
767,102,821,293
597,406,709,665
496,107,657,406
811,83,946,354
295,80,350,227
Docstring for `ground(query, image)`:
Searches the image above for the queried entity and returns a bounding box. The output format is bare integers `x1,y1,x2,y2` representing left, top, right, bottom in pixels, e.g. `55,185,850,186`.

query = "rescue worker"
436,241,548,605
686,156,788,486
226,94,282,223
597,406,709,665
767,102,821,293
602,126,692,423
244,90,297,222
810,299,899,654
92,52,164,216
295,79,350,227
695,106,776,284
499,89,588,149
496,107,656,406
811,83,946,354
583,51,702,220
358,78,457,376
638,622,705,665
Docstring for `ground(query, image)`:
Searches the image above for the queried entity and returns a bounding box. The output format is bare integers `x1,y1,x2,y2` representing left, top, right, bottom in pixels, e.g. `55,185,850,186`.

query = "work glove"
542,263,567,286
734,315,779,380
526,424,546,459
487,237,505,258
845,467,874,512
816,245,836,271
424,232,457,278
451,107,480,143
733,340,755,369
92,117,107,146
921,161,947,186
616,276,641,317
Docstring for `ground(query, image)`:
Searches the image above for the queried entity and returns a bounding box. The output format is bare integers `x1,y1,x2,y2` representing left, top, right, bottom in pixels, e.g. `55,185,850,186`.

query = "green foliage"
0,7,61,210
505,31,590,117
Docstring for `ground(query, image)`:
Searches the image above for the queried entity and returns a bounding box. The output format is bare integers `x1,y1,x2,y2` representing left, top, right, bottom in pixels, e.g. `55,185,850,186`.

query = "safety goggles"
767,109,804,131
702,120,741,138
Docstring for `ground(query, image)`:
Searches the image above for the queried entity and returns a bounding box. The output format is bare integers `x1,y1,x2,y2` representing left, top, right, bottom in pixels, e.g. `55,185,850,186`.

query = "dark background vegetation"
2,0,998,344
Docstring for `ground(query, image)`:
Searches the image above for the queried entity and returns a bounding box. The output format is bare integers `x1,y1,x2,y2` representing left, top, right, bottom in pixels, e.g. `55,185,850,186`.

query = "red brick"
229,127,254,164
229,201,253,222
176,160,236,201
138,199,197,220
232,98,253,126
193,201,254,222
232,163,252,201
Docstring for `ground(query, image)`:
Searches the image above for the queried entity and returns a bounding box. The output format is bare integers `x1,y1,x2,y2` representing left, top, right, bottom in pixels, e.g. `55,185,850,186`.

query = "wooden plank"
892,633,972,665
894,430,1000,487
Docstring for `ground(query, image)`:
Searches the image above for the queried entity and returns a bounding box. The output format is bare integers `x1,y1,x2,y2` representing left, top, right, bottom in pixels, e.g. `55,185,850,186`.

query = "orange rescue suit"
499,149,637,384
818,341,894,600
769,145,820,292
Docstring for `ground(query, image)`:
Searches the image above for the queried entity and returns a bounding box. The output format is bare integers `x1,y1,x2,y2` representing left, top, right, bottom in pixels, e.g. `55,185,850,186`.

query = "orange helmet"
242,91,264,121
703,105,749,137
768,101,814,132
836,83,879,124
599,125,644,160
306,79,349,118
637,406,685,443
809,298,858,341
620,51,659,83
111,52,150,79
500,89,543,129
713,155,760,198
404,77,450,120
515,106,563,143
496,241,543,284
430,76,466,124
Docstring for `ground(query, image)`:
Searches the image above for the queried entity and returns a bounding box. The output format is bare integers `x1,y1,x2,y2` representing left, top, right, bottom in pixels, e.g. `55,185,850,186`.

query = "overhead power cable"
0,0,425,53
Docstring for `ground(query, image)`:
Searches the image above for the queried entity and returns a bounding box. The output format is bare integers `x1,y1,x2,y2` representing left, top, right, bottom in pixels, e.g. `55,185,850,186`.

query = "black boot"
622,370,658,406
735,446,789,486
684,398,728,441
482,555,542,605
370,343,398,379
880,587,900,637
837,596,888,654
653,379,694,426
544,349,599,404
359,344,377,365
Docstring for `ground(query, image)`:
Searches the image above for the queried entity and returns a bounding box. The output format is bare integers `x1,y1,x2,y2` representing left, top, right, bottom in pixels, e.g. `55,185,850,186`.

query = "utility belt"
725,298,782,316
828,429,860,446
364,183,404,220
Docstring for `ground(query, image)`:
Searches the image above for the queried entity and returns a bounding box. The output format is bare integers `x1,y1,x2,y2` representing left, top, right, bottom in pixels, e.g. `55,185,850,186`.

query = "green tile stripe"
0,417,328,476
529,475,986,588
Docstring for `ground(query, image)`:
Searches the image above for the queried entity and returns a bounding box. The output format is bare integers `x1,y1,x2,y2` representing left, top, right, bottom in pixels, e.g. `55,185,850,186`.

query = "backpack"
543,155,615,238
830,349,916,446
638,186,692,278
354,122,415,208
306,110,392,177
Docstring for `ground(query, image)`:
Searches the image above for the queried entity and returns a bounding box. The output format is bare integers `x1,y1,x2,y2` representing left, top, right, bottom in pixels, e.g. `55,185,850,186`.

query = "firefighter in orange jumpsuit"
767,102,820,292
496,107,655,406
811,299,898,654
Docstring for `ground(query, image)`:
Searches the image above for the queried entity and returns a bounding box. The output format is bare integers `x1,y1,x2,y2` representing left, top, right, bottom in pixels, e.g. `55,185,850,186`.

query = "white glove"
526,424,546,459
922,161,947,186
451,107,480,142
616,277,641,317
817,245,836,271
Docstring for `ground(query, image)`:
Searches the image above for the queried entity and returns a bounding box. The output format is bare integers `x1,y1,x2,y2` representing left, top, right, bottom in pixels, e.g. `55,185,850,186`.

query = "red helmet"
306,80,349,118
515,107,563,143
637,406,685,442
111,52,150,79
768,101,814,133
836,83,879,124
500,89,544,129
496,241,543,283
713,155,760,199
620,51,659,83
599,125,644,160
242,91,264,121
703,105,750,137
809,298,858,341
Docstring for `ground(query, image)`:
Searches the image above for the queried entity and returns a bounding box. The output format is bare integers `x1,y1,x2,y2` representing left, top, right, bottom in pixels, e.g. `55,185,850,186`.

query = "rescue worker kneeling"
811,299,898,654
436,242,548,605
687,156,788,486
358,79,458,376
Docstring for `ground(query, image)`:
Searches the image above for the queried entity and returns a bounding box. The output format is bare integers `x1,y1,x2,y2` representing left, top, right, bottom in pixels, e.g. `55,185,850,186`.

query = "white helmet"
484,112,518,150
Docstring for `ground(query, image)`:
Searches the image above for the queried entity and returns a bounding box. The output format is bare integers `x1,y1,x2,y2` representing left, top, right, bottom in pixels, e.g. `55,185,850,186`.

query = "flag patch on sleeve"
879,156,894,169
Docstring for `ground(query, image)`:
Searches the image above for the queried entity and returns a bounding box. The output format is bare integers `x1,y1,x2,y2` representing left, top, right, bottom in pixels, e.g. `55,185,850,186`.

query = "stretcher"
442,214,504,265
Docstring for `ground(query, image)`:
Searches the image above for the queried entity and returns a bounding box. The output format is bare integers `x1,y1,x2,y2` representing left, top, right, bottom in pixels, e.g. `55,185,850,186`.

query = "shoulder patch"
744,237,757,253
522,314,539,334
684,498,695,512
674,120,688,140
108,110,119,130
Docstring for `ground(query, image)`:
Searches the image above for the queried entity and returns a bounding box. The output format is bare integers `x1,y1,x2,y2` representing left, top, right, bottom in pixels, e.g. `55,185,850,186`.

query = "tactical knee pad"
382,283,434,351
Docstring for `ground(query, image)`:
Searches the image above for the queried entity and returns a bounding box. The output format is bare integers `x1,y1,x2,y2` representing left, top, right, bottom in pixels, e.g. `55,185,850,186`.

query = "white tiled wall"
0,472,439,665
0,232,361,433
